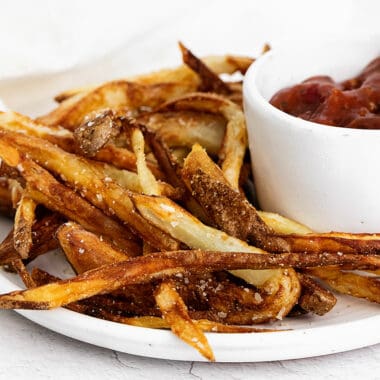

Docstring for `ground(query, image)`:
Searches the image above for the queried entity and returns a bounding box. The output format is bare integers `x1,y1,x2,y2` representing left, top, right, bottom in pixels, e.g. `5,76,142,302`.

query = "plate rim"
0,265,379,362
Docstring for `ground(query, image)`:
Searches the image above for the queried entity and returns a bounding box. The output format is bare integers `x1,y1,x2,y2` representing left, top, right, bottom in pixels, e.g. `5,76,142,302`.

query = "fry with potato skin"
13,196,36,259
179,42,231,95
0,214,62,266
296,272,337,315
37,81,195,130
155,280,215,361
1,248,378,310
307,267,380,304
182,144,289,251
57,222,293,324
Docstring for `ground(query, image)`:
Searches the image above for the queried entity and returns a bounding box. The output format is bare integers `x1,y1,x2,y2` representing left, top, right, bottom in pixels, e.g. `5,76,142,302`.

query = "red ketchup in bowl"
270,57,380,129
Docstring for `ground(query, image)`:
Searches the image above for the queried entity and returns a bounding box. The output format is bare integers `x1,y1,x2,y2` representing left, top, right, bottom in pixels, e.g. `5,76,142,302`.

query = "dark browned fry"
179,42,231,95
0,213,62,266
0,178,13,217
181,144,289,251
0,249,379,310
74,109,123,157
296,272,337,316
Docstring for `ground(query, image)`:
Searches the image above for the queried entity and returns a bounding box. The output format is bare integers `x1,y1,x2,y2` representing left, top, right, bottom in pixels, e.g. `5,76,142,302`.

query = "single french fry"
296,272,337,315
155,280,214,361
57,222,131,273
13,196,36,259
179,42,231,95
2,248,374,310
307,267,380,304
131,128,160,196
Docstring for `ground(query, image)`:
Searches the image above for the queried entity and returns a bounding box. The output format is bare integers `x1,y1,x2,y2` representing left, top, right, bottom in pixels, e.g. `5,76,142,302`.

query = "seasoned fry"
179,42,231,95
73,109,123,157
0,111,74,151
296,272,337,315
307,267,380,304
0,213,62,266
155,280,214,361
13,196,36,259
181,144,288,250
1,249,379,310
57,222,131,273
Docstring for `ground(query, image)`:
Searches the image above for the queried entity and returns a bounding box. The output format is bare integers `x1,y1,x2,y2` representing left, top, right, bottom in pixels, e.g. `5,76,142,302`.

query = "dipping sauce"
270,56,380,129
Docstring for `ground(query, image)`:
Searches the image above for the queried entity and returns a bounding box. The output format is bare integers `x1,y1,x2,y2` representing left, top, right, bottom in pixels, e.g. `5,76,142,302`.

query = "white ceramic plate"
0,217,379,362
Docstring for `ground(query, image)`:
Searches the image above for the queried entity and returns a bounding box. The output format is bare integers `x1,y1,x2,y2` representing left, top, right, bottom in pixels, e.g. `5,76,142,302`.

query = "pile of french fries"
0,43,380,361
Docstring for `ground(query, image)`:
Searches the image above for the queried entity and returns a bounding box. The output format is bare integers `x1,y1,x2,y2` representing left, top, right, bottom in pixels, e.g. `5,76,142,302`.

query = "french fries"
0,43,379,361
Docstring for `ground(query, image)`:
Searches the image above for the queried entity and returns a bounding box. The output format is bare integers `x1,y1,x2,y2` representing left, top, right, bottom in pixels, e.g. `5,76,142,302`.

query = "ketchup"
270,56,380,129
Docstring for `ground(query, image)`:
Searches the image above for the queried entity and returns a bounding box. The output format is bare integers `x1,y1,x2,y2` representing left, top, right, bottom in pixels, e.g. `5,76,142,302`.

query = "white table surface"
1,1,380,378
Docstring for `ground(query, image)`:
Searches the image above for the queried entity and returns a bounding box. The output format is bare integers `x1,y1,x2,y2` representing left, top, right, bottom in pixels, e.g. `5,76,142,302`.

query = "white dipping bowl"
243,39,380,232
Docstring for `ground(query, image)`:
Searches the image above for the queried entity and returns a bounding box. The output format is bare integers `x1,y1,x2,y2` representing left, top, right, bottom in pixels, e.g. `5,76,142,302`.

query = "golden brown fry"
280,233,380,255
0,130,179,251
307,267,380,304
102,315,281,332
296,272,337,316
131,128,160,195
10,259,35,288
181,144,288,250
0,213,62,266
2,248,375,310
13,196,36,259
0,111,74,151
179,42,231,95
155,280,214,361
57,222,131,273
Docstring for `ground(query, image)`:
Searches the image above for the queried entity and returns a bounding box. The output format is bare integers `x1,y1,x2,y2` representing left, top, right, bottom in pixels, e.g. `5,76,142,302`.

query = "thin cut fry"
155,280,214,361
1,247,375,310
131,128,160,195
13,196,36,259
179,42,231,95
307,267,380,304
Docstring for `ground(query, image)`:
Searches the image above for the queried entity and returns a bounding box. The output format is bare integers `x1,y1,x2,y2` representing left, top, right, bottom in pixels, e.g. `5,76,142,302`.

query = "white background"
0,0,379,378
